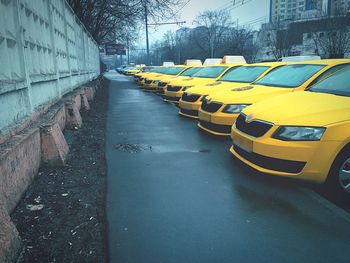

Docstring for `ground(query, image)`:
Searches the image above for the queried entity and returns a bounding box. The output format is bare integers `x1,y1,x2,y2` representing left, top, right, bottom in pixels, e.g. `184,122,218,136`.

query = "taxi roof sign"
280,56,321,62
163,61,175,66
222,55,246,64
184,59,202,65
203,58,223,65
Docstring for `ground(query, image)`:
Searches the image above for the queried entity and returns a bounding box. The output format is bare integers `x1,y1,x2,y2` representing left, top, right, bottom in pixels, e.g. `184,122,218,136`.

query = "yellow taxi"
125,66,142,76
155,66,204,95
164,64,243,103
230,66,350,194
137,67,170,87
178,62,286,119
143,66,190,92
133,66,157,83
198,59,350,136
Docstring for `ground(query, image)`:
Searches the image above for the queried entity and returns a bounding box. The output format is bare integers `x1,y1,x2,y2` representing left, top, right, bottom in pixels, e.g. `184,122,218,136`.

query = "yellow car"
155,66,204,95
134,66,157,82
230,66,350,194
198,59,350,136
179,62,287,119
143,66,190,92
164,64,243,104
125,67,142,76
137,67,170,87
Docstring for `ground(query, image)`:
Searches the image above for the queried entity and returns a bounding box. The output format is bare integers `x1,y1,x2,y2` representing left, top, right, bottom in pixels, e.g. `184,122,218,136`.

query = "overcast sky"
138,0,270,47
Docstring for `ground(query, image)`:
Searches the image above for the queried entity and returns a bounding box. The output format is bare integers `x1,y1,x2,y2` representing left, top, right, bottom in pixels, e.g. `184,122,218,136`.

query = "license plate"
200,113,211,122
233,136,253,153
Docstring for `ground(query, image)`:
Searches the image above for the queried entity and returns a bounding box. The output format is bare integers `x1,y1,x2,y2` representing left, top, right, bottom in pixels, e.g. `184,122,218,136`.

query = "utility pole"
143,0,185,65
144,3,150,65
127,38,130,64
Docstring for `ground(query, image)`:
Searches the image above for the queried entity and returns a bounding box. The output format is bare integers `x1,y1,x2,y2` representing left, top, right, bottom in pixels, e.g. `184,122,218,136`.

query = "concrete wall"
0,1,100,261
0,0,100,139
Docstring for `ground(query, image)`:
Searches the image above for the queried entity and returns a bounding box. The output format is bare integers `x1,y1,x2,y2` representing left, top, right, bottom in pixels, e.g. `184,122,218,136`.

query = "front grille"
145,86,157,91
199,121,232,134
165,96,180,102
145,80,152,84
158,82,167,87
233,145,306,173
182,93,201,102
180,108,198,117
201,99,222,113
235,113,273,138
167,85,182,92
157,89,164,95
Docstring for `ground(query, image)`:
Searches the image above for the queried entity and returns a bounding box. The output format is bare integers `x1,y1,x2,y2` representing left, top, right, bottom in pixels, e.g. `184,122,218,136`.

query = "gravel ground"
11,80,109,263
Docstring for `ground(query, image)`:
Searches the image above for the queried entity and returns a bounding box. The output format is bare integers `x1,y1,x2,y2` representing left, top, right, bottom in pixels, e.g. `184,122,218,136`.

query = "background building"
269,0,327,22
329,0,350,15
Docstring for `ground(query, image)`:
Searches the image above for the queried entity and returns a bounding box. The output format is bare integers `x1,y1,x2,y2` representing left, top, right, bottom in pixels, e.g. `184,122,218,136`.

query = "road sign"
105,43,126,55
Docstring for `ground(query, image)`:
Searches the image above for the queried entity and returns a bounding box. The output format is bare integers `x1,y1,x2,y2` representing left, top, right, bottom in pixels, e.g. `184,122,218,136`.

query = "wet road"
105,71,350,263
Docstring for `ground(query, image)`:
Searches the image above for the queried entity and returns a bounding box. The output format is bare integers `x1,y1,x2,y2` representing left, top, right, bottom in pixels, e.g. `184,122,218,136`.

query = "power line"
148,21,186,26
215,0,234,11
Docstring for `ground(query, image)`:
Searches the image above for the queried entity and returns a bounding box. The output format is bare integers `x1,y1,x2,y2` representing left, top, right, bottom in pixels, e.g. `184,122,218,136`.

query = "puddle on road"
150,144,211,154
114,143,211,154
114,143,152,153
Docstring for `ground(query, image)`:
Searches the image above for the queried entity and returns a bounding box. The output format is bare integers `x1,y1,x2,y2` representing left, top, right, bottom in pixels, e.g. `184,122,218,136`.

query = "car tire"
325,145,350,198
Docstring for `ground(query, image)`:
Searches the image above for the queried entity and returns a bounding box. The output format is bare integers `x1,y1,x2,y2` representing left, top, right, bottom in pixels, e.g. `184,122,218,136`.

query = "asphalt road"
105,71,350,263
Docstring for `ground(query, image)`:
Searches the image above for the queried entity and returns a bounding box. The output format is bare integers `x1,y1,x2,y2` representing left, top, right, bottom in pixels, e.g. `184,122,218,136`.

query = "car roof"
293,59,350,65
242,62,290,67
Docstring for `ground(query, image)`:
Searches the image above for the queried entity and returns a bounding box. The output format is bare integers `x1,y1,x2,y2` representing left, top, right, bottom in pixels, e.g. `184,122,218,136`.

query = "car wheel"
326,146,350,197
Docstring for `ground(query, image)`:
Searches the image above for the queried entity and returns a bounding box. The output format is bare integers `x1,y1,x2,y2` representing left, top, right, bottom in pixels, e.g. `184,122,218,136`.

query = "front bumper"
164,91,183,103
143,83,159,92
138,80,145,86
164,96,180,103
198,110,238,136
156,86,166,95
178,100,202,119
230,128,340,183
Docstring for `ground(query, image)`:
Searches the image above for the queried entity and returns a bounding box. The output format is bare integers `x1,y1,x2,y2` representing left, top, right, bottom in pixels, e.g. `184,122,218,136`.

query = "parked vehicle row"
124,57,350,196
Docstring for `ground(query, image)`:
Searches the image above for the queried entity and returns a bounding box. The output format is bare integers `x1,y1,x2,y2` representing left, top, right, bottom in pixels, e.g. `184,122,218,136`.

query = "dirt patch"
11,80,109,263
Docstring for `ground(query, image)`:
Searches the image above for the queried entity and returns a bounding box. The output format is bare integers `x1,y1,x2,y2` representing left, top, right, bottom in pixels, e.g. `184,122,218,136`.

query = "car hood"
168,77,214,86
187,81,248,95
147,74,171,81
160,76,187,83
242,91,350,126
208,85,292,104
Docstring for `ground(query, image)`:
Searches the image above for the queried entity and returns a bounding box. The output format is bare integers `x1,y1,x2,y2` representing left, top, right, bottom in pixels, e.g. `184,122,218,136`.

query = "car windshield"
193,66,228,78
308,66,350,97
220,66,269,83
180,67,203,76
164,67,186,75
153,67,168,73
143,67,154,72
254,64,325,88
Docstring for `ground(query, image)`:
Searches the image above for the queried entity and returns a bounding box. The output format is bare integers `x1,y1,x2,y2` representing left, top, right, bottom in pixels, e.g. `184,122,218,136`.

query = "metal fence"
0,0,100,137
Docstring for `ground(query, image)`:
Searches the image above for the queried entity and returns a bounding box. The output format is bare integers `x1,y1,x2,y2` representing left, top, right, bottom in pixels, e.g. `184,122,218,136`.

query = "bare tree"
311,13,350,58
263,21,293,60
67,0,139,43
193,10,232,58
223,27,259,62
67,0,188,44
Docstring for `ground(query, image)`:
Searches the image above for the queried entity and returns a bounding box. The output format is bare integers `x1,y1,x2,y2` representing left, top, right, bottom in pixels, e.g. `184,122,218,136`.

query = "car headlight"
182,86,193,91
222,104,250,114
273,126,326,141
